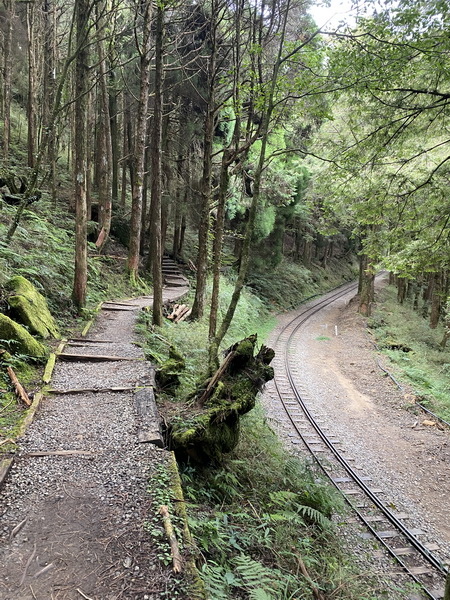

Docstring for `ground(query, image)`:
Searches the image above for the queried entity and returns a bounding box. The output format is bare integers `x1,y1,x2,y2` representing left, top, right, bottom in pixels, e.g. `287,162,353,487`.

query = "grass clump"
369,285,450,421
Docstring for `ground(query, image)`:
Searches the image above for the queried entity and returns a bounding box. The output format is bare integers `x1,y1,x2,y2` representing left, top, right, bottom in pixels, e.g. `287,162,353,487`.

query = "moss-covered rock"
6,276,59,339
156,345,185,392
0,314,48,358
169,335,275,463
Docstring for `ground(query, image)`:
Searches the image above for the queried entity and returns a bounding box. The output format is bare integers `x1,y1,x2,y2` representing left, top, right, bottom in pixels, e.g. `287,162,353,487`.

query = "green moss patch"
6,275,59,339
0,314,47,358
169,335,274,463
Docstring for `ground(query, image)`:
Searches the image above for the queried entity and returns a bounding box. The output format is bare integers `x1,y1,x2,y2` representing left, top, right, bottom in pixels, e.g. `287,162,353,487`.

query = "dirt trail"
0,284,188,600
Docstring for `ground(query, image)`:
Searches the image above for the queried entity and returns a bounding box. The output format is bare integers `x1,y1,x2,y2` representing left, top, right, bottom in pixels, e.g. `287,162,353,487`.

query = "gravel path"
262,279,450,597
0,285,189,600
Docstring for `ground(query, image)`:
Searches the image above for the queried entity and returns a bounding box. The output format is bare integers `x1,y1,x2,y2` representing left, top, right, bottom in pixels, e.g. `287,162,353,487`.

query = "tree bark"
72,0,90,310
358,252,375,317
430,272,442,329
94,0,113,251
191,0,218,320
2,0,13,159
26,0,37,168
127,0,153,282
149,2,164,326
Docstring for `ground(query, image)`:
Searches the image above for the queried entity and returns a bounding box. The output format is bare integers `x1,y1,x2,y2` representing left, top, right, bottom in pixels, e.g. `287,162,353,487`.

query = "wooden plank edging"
0,457,14,489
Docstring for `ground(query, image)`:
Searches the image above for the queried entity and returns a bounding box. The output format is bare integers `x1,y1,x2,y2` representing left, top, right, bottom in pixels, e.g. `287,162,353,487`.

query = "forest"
0,0,448,353
1,0,450,598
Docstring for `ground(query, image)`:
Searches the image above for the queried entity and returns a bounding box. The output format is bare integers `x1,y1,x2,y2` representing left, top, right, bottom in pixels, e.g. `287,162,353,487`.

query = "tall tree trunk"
127,0,152,282
109,73,119,204
72,0,90,309
191,0,218,320
397,277,407,304
2,0,13,159
358,252,375,317
208,149,232,340
26,0,37,167
42,0,57,201
94,0,113,251
149,2,164,326
430,272,442,329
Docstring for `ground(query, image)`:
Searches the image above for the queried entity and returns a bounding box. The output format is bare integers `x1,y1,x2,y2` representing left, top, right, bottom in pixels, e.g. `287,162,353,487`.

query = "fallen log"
102,305,136,312
69,338,114,344
48,386,137,394
197,351,236,407
170,335,275,463
167,304,187,320
26,450,97,457
176,308,192,324
7,366,31,407
159,505,183,573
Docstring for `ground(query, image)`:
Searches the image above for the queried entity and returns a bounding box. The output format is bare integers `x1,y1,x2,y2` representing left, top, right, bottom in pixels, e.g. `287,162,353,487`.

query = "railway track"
270,281,449,600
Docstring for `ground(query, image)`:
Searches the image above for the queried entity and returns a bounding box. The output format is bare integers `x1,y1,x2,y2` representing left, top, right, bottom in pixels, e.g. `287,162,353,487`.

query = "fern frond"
297,505,331,529
249,588,276,600
233,554,278,592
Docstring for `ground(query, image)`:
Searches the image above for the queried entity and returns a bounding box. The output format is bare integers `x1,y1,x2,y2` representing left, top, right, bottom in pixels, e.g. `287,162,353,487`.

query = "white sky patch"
308,0,365,31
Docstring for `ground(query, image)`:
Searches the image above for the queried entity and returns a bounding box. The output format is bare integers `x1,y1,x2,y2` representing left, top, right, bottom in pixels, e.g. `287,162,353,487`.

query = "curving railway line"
269,281,449,600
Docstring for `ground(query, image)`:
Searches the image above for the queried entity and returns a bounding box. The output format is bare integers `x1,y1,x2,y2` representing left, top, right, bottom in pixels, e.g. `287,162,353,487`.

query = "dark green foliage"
155,345,186,393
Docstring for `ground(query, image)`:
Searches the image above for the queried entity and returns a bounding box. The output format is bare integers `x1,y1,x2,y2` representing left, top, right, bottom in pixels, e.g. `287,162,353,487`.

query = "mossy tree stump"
169,335,274,463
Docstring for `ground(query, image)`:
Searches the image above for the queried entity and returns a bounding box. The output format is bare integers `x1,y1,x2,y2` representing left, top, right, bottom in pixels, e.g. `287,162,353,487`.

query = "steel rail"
271,283,448,599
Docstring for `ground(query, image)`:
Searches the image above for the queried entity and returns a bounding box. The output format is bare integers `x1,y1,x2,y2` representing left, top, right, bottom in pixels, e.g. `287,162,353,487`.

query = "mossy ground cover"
369,284,450,421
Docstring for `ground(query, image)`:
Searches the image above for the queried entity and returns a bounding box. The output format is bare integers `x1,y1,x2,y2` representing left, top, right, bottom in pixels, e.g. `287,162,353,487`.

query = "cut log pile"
166,304,191,323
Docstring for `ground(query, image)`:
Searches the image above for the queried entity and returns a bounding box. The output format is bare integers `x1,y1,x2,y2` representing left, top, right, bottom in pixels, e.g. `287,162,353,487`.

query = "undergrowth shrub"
369,285,450,420
247,256,358,309
180,406,381,600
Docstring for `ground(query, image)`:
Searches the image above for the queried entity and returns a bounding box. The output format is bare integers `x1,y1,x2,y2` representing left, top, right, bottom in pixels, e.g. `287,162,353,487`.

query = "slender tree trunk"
209,150,231,339
109,74,119,204
358,252,375,317
397,277,407,304
149,2,164,326
127,0,152,282
26,1,37,167
42,0,57,201
430,272,442,329
191,0,218,320
72,0,90,310
2,0,13,159
94,0,113,251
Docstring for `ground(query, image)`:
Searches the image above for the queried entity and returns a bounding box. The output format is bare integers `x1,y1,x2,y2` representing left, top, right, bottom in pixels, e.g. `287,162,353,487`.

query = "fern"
202,563,230,600
233,554,278,594
297,505,331,529
249,589,276,600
